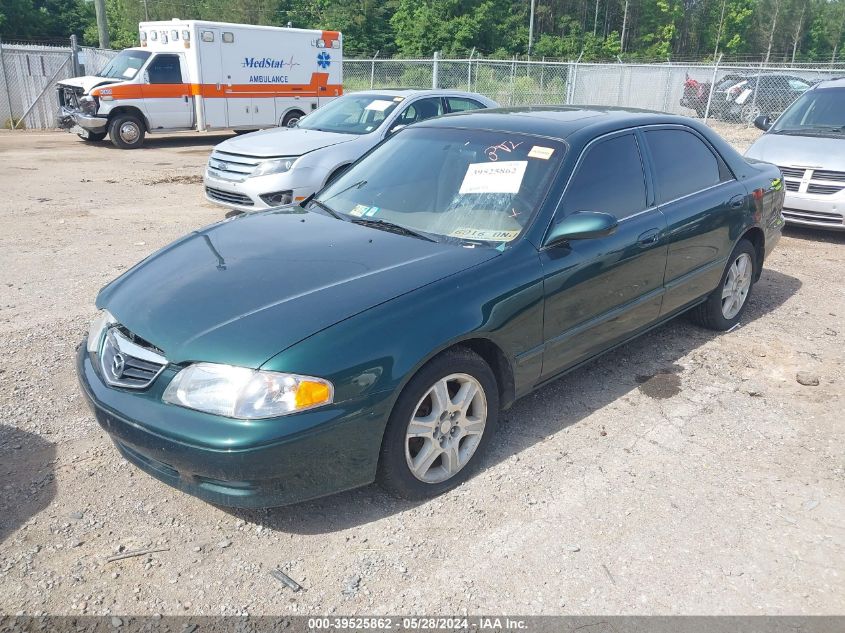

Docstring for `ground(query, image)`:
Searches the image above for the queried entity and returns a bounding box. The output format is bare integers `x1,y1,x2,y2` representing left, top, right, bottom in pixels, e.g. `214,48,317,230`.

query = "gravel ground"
0,124,843,617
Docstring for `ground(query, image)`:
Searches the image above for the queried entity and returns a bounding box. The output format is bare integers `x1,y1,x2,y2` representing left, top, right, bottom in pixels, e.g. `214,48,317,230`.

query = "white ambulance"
57,20,343,149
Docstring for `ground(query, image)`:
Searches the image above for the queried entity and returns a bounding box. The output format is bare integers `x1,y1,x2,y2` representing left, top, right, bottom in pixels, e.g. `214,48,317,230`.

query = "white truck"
57,20,343,149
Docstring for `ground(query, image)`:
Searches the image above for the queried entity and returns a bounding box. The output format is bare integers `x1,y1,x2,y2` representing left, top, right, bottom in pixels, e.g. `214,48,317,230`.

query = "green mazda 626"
78,107,785,507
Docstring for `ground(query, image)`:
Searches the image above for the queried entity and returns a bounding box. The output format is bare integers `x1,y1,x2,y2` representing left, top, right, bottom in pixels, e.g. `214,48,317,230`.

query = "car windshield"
297,93,403,135
771,87,845,135
97,50,150,80
312,127,565,245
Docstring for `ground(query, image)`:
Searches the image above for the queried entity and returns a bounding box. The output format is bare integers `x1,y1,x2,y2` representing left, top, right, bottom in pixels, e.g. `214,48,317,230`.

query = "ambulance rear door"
197,26,227,128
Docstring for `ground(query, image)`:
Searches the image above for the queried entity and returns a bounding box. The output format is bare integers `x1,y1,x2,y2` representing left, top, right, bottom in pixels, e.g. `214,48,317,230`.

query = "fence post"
369,50,379,89
540,56,545,93
508,56,516,106
467,47,475,91
748,58,764,126
703,53,722,123
70,35,81,77
432,51,440,89
0,37,14,129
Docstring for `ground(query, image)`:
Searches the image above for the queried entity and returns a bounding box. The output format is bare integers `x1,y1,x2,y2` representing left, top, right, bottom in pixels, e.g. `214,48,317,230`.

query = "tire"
78,130,106,142
689,239,757,331
377,348,500,500
325,165,349,186
282,110,304,128
740,104,762,125
108,114,145,149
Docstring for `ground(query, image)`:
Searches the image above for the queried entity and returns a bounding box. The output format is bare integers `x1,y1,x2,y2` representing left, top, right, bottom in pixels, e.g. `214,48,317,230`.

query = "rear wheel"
377,348,499,500
108,114,145,149
740,104,762,125
282,110,304,128
78,130,106,142
690,239,757,331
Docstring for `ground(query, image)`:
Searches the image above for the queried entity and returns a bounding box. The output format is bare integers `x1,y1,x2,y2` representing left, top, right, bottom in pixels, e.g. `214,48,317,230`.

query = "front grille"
206,186,254,206
779,166,805,179
99,327,167,390
807,183,845,195
811,169,845,182
785,181,800,192
782,208,844,225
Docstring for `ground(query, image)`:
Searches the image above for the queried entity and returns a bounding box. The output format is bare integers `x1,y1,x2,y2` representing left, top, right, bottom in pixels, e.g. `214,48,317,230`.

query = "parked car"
203,89,498,211
745,78,845,230
681,73,812,122
78,107,784,508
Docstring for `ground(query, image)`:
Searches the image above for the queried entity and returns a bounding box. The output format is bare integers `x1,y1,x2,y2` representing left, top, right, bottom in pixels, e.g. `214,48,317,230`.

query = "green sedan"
77,107,785,507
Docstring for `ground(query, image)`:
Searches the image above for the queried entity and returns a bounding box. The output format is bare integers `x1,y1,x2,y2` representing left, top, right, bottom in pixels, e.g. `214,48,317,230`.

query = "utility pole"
94,0,110,49
142,0,149,21
620,0,629,53
528,0,536,56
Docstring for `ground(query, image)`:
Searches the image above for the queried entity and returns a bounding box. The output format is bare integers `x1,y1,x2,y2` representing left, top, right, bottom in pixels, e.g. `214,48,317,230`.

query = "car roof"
815,77,845,89
414,105,695,140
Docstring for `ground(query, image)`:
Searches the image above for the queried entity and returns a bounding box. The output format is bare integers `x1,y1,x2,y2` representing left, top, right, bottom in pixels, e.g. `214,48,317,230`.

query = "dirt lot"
0,125,843,617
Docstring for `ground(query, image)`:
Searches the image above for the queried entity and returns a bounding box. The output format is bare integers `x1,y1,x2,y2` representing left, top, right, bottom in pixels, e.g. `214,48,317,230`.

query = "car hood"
745,133,845,171
58,75,122,95
97,210,498,368
216,126,360,158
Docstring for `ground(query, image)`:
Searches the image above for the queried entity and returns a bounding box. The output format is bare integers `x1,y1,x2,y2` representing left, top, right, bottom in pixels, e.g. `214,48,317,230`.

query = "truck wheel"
282,110,304,128
78,130,106,142
108,114,145,149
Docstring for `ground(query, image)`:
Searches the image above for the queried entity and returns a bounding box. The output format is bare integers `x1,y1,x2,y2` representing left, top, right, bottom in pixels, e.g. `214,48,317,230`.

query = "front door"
640,125,748,316
141,53,193,130
540,131,668,379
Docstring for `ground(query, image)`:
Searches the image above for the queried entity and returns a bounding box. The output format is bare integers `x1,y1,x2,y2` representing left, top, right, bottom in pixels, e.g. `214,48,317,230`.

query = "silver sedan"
203,89,499,212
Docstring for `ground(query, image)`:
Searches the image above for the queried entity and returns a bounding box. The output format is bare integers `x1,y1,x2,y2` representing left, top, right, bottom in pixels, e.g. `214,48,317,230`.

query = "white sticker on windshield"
122,67,137,78
449,228,520,242
459,161,528,195
528,145,554,160
365,99,394,112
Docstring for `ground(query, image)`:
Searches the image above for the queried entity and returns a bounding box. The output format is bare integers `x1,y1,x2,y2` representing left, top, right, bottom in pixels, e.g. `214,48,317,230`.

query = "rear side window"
645,129,727,203
561,133,647,221
447,97,484,112
147,54,183,84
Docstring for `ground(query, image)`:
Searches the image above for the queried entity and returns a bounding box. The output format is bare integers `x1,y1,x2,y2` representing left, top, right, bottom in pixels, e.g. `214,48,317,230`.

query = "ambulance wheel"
78,130,106,142
282,110,304,127
109,114,145,149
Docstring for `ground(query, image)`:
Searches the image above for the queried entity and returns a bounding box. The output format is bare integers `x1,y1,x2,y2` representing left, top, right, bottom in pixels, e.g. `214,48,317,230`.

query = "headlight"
252,158,296,177
162,363,333,419
86,309,116,353
78,95,98,115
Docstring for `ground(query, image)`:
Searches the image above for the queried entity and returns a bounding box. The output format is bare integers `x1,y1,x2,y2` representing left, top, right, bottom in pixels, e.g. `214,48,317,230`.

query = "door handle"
729,194,745,209
637,228,660,246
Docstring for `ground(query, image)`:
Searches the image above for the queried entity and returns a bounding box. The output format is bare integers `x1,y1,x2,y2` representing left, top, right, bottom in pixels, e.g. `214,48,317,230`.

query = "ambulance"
57,20,343,149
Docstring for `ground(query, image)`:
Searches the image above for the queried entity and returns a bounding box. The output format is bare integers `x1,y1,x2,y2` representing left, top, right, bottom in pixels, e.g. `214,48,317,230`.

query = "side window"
788,78,809,92
147,54,183,84
447,97,484,112
645,129,728,203
396,98,444,125
560,133,647,221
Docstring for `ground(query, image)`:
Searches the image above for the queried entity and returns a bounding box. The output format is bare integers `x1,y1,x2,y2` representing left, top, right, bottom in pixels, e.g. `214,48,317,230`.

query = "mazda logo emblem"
111,353,126,379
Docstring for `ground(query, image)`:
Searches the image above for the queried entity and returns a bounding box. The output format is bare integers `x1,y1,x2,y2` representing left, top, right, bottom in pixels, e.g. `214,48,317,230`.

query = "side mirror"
388,123,406,135
753,114,772,131
545,211,618,247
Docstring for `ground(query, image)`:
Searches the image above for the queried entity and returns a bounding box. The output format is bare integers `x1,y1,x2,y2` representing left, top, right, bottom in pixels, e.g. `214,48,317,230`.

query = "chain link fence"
2,41,843,130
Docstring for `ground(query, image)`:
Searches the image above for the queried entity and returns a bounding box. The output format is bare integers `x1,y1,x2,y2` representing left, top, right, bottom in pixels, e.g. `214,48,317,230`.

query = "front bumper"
76,344,393,507
782,191,845,231
58,107,107,133
203,169,320,212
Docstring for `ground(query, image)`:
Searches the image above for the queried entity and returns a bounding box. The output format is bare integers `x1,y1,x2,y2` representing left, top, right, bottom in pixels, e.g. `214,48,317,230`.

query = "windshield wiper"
351,217,436,242
308,198,344,220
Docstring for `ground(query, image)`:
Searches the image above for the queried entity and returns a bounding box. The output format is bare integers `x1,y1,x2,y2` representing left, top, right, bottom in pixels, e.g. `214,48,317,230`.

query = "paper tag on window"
365,99,394,112
122,67,136,78
528,145,554,160
449,228,520,242
349,204,370,217
459,161,527,195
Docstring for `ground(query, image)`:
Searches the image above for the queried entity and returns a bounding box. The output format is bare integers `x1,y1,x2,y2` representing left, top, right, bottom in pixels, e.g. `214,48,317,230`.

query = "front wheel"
690,239,757,331
281,110,304,128
377,348,499,500
108,114,145,149
740,104,762,125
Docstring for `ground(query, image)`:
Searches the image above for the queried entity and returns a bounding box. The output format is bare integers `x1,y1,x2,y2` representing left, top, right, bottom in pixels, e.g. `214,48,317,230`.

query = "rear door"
197,27,227,128
140,53,193,130
539,131,668,379
641,125,748,316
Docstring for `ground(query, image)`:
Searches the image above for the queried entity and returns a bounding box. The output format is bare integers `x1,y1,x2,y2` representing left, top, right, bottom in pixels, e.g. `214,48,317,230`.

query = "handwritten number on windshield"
485,141,523,161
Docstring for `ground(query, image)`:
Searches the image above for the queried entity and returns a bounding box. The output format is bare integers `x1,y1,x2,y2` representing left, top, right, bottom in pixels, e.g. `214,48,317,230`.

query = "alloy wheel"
404,373,487,484
721,252,753,319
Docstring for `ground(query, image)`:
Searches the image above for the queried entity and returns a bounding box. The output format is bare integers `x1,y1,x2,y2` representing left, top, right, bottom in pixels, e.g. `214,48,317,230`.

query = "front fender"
261,241,546,408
